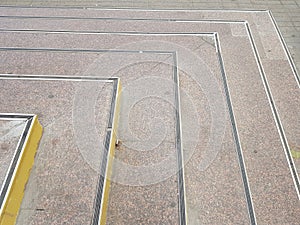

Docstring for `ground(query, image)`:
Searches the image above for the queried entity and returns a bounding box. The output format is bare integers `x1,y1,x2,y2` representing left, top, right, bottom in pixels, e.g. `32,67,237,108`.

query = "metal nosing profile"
0,29,216,35
92,78,121,225
0,47,176,55
172,51,187,225
0,5,269,12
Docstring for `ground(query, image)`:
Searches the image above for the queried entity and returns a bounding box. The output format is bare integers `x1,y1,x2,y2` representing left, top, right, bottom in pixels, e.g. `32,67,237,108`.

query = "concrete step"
0,7,299,225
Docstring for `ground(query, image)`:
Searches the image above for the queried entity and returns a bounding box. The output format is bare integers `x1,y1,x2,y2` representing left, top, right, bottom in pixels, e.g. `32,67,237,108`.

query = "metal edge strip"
0,29,215,35
0,47,175,54
0,5,269,12
92,78,121,225
172,51,187,225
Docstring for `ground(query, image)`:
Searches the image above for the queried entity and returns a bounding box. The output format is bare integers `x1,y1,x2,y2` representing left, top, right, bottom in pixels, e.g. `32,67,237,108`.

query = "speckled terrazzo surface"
0,119,26,191
0,7,299,225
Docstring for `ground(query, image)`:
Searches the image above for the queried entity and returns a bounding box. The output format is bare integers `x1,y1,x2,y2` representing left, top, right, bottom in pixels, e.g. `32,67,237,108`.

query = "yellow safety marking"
291,148,300,159
99,79,121,225
0,116,43,225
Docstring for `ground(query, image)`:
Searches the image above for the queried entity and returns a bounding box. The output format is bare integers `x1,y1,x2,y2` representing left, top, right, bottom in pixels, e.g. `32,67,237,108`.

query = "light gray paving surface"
0,0,299,73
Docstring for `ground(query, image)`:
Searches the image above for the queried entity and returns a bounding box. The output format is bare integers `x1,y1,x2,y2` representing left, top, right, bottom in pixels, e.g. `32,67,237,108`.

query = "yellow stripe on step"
99,79,121,225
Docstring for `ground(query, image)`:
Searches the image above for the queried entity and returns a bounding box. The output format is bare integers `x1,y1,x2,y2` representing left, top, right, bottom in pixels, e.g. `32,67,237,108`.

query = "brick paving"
0,0,299,72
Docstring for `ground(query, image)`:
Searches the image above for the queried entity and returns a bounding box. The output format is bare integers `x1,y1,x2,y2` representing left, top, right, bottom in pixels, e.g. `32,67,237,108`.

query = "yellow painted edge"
0,116,43,225
99,79,121,225
291,149,300,159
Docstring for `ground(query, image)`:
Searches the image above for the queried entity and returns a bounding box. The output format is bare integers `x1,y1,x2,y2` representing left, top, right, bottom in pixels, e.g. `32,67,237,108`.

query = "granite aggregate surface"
0,6,299,224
